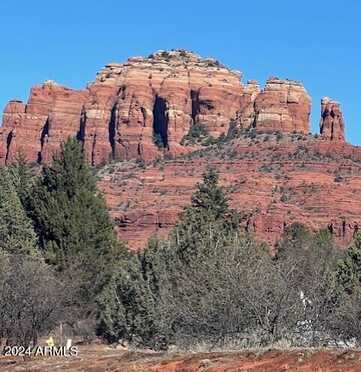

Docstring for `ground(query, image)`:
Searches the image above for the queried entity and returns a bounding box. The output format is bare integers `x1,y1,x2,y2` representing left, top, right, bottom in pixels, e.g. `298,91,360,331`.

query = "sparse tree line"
1,138,361,350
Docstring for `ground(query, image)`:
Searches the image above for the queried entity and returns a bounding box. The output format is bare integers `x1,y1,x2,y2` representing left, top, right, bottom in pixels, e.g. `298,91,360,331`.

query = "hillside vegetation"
1,138,361,352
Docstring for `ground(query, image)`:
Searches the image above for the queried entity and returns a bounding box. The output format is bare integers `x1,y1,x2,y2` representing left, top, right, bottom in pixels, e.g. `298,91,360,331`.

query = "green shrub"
153,133,165,149
224,120,241,141
258,165,272,173
181,122,208,145
249,129,257,139
181,122,219,147
276,131,284,141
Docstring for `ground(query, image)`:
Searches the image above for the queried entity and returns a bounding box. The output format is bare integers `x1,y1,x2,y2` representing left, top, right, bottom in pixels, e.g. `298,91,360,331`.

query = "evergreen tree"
7,152,35,209
97,235,172,347
97,248,161,346
275,223,312,260
29,138,125,300
0,167,38,255
171,167,240,259
96,168,242,347
337,233,361,293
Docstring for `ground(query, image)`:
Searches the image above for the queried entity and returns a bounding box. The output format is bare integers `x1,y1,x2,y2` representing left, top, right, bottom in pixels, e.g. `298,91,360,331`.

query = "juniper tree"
96,247,162,346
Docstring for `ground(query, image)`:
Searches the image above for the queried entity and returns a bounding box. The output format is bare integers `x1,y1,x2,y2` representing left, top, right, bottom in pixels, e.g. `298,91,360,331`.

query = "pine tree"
29,138,125,300
0,167,38,255
171,167,240,259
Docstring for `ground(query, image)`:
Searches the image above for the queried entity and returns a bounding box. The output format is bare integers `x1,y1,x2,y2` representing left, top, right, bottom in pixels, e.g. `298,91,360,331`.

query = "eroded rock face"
253,78,311,134
95,50,245,160
0,50,357,249
98,138,361,249
1,82,89,164
0,100,26,162
320,97,345,142
1,50,315,165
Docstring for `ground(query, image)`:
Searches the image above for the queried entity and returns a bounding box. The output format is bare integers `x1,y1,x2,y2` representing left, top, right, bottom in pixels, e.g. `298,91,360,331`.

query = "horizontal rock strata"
1,50,316,165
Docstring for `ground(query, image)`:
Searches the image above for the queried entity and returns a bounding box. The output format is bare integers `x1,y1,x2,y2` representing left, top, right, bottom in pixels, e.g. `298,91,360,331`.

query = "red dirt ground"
2,345,361,371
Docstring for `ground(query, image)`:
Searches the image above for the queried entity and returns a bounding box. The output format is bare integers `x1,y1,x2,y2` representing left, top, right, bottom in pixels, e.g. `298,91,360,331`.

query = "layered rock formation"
0,82,88,164
253,78,311,133
1,50,315,165
0,49,358,249
99,137,361,249
320,97,346,141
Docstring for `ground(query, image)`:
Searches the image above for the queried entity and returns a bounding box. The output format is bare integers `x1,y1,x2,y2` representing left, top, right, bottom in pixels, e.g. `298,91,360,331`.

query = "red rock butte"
0,49,346,166
2,49,359,249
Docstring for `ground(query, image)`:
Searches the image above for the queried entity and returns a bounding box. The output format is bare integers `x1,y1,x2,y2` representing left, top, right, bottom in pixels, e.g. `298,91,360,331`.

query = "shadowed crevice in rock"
5,131,14,164
77,107,86,143
153,95,168,149
109,104,117,160
91,133,97,166
37,118,50,164
251,100,257,129
140,107,147,128
190,89,200,124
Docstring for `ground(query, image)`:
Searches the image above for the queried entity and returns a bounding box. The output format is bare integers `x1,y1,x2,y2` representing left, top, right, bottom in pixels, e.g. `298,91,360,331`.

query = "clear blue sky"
1,1,360,143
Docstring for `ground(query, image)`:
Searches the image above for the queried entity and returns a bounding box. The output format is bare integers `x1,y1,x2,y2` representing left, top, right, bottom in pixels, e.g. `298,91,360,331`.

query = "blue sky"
1,0,360,143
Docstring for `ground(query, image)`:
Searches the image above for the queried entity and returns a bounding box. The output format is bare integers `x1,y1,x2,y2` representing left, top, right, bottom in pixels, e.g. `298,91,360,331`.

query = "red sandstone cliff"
254,78,311,134
0,82,88,164
1,50,315,165
1,49,357,249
